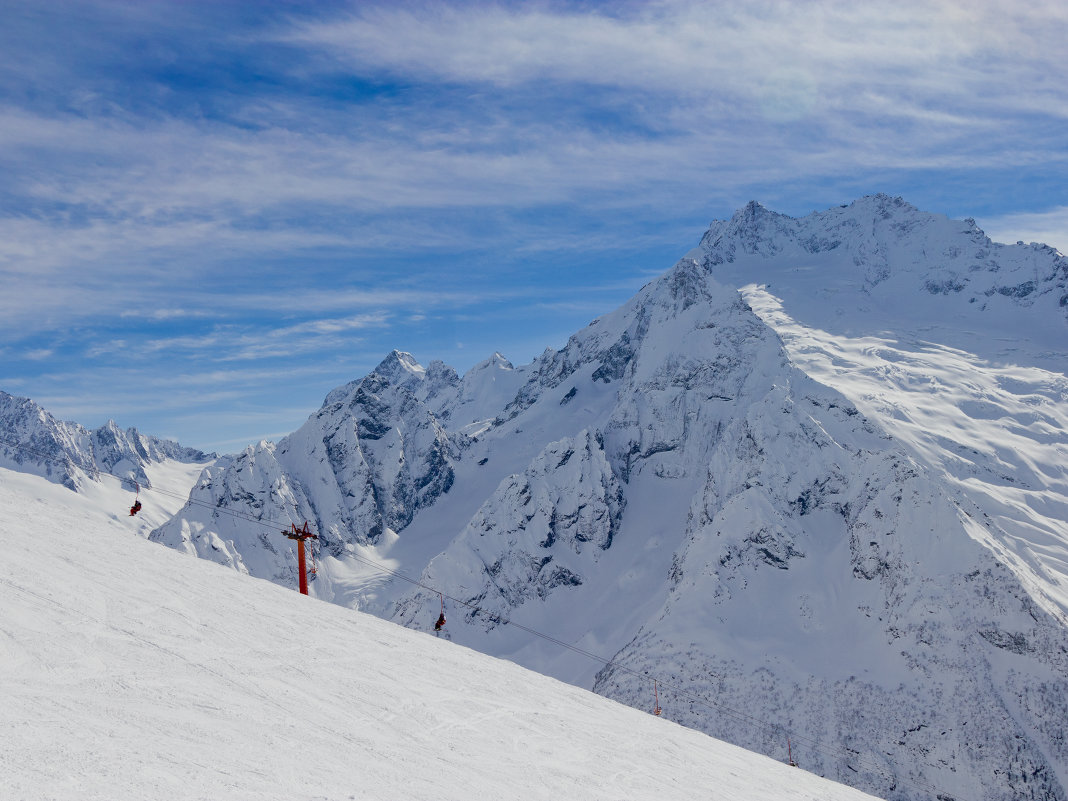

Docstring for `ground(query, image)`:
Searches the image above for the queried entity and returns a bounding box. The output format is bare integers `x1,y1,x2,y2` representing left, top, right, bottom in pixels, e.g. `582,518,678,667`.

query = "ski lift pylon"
281,521,318,595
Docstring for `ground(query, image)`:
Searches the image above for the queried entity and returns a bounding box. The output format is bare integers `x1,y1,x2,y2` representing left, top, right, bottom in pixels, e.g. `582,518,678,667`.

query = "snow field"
741,284,1068,619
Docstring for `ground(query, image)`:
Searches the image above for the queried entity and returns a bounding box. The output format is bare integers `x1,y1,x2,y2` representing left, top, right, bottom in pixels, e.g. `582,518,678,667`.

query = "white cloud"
283,1,1068,119
978,207,1068,252
128,313,391,362
3,0,1068,444
119,309,213,322
276,313,388,336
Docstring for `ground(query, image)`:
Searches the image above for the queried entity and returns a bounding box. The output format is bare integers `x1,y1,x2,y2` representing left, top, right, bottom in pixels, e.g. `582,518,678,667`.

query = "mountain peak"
847,192,921,218
736,199,772,218
374,349,425,378
694,200,797,263
727,199,792,230
688,197,1067,327
471,351,514,372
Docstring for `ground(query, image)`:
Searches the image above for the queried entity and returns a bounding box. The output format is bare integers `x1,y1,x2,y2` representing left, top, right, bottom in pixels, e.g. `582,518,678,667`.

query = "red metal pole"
296,537,308,595
282,522,318,595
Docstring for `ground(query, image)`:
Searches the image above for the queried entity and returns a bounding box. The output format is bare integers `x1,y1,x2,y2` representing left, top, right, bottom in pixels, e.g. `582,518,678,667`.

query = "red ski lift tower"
282,521,318,595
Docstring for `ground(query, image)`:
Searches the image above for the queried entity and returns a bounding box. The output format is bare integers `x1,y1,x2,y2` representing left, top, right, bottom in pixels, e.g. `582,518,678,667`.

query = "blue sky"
2,0,1066,453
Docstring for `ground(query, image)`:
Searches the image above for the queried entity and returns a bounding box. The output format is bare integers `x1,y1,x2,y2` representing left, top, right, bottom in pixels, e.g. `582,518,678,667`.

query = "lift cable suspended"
331,545,953,798
336,552,946,798
0,432,961,800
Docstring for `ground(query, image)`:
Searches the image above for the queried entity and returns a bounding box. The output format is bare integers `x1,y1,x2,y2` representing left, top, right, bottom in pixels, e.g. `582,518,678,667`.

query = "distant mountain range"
0,389,212,491
6,195,1067,801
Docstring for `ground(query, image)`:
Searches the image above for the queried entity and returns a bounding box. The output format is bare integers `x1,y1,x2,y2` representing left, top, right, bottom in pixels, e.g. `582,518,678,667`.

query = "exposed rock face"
392,429,623,631
151,351,464,585
152,196,1068,801
593,378,1068,801
285,350,461,544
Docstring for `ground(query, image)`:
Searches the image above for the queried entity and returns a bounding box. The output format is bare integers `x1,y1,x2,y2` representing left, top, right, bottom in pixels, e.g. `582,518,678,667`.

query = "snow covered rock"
273,350,461,547
393,429,623,631
149,441,312,580
693,194,1068,320
593,375,1068,801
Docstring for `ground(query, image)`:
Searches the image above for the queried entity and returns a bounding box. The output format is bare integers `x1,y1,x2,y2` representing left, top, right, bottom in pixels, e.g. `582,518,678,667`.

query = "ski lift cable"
0,433,964,799
341,551,949,798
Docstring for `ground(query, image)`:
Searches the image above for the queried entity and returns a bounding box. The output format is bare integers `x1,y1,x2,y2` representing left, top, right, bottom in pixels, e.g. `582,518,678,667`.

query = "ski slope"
0,465,881,801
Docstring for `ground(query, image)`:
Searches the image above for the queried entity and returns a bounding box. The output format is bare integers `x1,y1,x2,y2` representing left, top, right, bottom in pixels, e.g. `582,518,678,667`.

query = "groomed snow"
0,466,882,801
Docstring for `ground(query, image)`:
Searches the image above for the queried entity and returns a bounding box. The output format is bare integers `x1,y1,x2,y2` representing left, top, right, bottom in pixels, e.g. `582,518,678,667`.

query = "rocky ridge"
0,389,212,491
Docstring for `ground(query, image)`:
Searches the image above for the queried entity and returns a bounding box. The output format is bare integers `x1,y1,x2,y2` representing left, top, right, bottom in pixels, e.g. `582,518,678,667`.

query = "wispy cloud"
120,309,214,322
128,312,390,361
978,207,1068,252
3,0,1064,318
2,0,1066,450
284,1,1068,121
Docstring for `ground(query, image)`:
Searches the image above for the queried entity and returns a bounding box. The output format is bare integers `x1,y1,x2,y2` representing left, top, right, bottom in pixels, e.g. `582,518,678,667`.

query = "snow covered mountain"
0,464,883,801
0,389,212,492
145,195,1068,801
